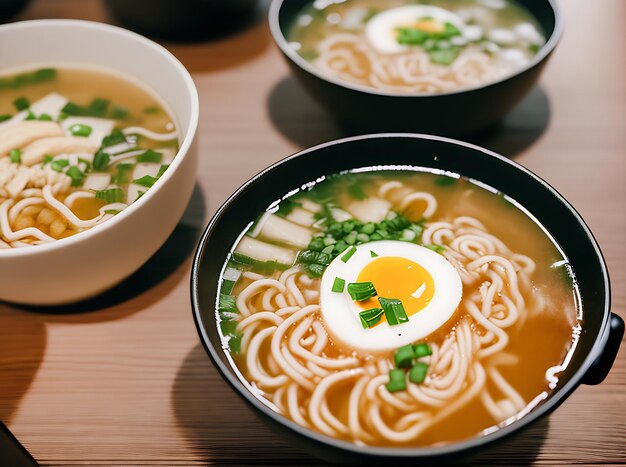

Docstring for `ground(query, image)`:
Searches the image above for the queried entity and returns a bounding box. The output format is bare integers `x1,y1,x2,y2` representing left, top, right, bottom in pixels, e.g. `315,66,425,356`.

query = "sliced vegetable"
331,277,345,293
95,188,125,203
50,159,69,172
13,97,30,111
111,163,134,185
386,369,407,392
347,281,377,301
359,308,384,329
9,149,21,164
394,344,416,369
66,166,85,187
69,123,92,137
133,175,158,188
413,343,433,358
379,297,409,326
341,245,357,263
136,149,162,163
409,362,429,384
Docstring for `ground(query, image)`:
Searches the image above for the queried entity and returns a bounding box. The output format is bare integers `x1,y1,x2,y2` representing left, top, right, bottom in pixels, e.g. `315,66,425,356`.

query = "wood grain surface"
1,0,624,465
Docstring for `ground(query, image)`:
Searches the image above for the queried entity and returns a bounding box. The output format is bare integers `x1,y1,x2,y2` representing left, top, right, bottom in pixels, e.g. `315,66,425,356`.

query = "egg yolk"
356,256,435,321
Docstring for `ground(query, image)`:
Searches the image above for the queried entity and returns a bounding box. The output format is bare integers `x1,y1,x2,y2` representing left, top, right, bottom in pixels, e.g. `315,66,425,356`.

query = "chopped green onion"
143,105,161,114
93,150,110,172
308,236,325,252
397,27,428,45
101,128,127,148
370,250,378,258
136,149,162,163
38,113,52,121
9,149,21,163
221,279,236,295
428,46,461,65
25,110,36,120
386,369,407,392
347,182,368,200
42,155,53,164
13,97,30,111
359,308,384,329
69,123,92,137
379,297,409,326
424,244,445,254
95,188,125,203
50,159,69,172
344,230,358,245
321,245,335,255
304,263,325,278
356,233,370,243
347,282,377,301
66,166,85,187
434,175,457,187
361,223,375,234
275,198,301,217
133,175,158,188
218,293,238,314
341,246,357,263
110,106,129,119
394,344,416,369
156,164,169,178
0,114,11,122
413,343,432,358
104,209,121,215
111,163,134,185
331,277,345,293
297,250,333,266
409,362,429,384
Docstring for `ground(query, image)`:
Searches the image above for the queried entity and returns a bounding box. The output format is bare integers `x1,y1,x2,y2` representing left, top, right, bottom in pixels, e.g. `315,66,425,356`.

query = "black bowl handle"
582,313,624,385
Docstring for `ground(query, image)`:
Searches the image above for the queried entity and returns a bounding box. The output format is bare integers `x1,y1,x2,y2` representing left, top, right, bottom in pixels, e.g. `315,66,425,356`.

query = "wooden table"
1,0,624,465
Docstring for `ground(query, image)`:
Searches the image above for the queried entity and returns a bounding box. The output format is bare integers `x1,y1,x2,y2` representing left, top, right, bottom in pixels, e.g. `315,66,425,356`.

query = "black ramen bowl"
104,0,259,41
269,0,563,136
191,134,623,464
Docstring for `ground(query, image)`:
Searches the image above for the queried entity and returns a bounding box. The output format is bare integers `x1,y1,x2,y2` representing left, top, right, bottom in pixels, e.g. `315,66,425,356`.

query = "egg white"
319,240,463,354
366,5,468,54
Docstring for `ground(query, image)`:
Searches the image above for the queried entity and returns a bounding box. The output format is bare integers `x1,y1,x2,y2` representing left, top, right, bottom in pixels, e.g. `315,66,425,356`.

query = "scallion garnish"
347,282,377,301
133,175,158,188
50,159,69,172
25,110,36,120
38,113,52,121
370,250,378,258
386,369,407,392
413,343,432,358
156,164,169,178
95,188,125,203
9,149,21,164
111,163,134,185
0,114,11,122
13,97,30,111
409,362,429,384
69,123,92,137
42,155,53,164
394,344,416,369
136,149,162,163
65,166,85,187
379,297,409,326
424,244,445,254
341,245,357,263
297,250,333,266
359,308,384,329
93,150,110,172
331,277,345,293
104,209,121,215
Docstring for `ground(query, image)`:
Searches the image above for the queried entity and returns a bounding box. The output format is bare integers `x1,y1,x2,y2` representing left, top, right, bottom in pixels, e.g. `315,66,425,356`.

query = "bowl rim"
268,0,564,98
0,19,199,257
191,133,611,458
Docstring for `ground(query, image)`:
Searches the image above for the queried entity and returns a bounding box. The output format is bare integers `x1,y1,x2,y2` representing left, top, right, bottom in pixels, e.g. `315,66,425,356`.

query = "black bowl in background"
191,134,623,464
269,0,563,136
0,0,31,22
104,0,259,41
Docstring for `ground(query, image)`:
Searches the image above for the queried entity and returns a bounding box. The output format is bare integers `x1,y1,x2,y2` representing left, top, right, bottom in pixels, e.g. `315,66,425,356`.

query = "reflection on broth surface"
215,170,581,447
0,66,179,249
288,0,545,94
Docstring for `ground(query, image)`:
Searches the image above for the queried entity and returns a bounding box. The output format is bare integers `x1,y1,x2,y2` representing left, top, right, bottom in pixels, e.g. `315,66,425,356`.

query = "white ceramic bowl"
0,20,199,305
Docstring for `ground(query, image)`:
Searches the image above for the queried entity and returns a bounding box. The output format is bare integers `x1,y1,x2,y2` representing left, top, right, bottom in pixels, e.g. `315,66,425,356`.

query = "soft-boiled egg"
366,5,468,54
320,240,462,354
